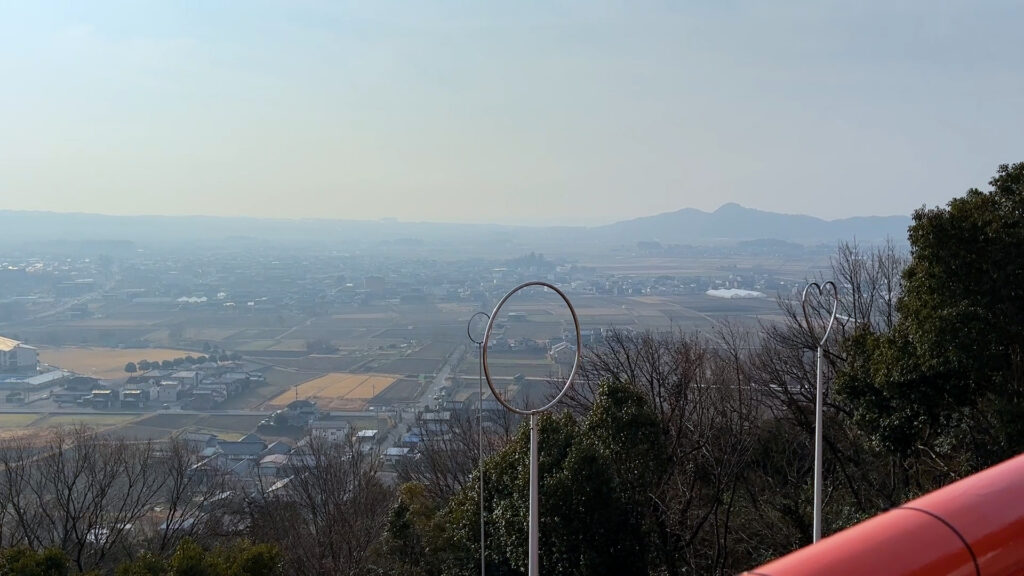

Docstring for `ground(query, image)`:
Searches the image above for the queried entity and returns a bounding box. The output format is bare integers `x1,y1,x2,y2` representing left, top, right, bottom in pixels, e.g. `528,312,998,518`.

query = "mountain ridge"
0,203,911,248
597,203,909,243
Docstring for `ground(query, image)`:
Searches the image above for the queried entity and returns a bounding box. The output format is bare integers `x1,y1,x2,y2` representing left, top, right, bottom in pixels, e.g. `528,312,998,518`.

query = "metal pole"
813,345,823,543
529,413,539,576
467,311,490,576
479,282,582,576
802,280,837,545
479,341,486,576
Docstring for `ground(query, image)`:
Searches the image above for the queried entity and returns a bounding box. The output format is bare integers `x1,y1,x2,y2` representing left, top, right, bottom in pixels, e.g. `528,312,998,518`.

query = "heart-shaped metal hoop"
481,281,582,416
801,281,839,348
467,311,490,345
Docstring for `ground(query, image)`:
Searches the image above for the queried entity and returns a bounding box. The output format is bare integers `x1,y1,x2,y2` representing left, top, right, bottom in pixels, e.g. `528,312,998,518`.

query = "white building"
158,381,181,402
310,420,351,443
0,337,37,372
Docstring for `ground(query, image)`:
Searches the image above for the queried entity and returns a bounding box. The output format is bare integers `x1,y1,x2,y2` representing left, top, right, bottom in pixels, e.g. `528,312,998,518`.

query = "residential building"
0,337,36,372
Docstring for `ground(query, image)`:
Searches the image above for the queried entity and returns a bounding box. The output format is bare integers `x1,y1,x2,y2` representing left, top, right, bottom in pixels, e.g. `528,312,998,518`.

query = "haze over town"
1,2,1023,575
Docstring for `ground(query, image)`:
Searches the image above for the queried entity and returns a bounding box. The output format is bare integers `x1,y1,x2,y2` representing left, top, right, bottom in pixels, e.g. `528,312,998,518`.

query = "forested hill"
596,202,910,244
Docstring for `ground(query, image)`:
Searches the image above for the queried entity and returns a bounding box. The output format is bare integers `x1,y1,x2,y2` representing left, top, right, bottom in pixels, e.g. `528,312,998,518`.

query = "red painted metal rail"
741,453,1024,576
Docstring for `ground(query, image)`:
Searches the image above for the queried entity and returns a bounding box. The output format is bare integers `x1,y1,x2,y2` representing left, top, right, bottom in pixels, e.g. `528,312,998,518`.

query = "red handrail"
741,453,1024,576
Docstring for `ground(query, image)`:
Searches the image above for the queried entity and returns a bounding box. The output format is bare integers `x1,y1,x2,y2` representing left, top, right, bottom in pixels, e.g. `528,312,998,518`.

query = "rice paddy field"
266,372,399,411
38,347,194,378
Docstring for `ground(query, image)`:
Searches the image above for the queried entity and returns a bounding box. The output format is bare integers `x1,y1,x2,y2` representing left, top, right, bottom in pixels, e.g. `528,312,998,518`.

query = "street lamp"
801,281,839,543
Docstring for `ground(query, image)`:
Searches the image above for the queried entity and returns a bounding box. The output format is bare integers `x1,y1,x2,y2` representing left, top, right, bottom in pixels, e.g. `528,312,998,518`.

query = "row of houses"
184,425,407,496
52,364,262,409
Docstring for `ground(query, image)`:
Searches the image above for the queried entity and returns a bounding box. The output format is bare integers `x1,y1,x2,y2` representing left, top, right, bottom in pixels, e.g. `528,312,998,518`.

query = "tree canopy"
838,162,1024,472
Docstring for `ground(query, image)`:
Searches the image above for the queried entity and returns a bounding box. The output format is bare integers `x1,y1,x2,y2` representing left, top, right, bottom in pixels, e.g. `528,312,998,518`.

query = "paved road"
418,343,466,410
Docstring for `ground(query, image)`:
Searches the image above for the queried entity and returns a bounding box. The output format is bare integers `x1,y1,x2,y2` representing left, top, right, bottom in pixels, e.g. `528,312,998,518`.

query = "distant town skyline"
1,2,1021,226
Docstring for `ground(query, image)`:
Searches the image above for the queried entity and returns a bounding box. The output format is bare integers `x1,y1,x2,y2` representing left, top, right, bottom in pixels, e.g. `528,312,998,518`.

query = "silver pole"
801,281,838,545
529,413,539,576
480,281,582,576
479,341,486,575
813,346,823,543
467,311,490,576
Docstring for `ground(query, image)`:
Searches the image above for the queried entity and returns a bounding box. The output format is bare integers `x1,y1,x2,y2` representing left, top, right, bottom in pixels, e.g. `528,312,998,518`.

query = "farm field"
36,414,140,428
219,368,323,410
369,378,423,405
0,412,143,441
38,347,193,378
267,355,364,372
266,372,399,411
0,414,45,428
109,413,267,441
409,342,456,358
377,357,442,376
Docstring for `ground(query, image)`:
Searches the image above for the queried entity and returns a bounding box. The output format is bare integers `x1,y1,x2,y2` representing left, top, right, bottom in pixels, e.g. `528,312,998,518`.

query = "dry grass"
39,347,193,378
0,414,44,428
34,414,140,428
0,413,139,442
266,372,398,411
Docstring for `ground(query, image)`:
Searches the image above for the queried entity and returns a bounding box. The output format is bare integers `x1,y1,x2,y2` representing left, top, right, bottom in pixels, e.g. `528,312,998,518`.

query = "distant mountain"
597,203,910,244
0,203,910,255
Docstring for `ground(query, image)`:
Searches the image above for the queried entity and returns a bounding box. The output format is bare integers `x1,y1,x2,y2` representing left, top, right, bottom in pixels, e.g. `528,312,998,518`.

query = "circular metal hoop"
801,281,839,348
481,281,582,416
467,311,490,345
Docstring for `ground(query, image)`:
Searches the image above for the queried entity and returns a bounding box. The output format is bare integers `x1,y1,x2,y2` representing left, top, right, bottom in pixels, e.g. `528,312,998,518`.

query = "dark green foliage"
378,483,444,576
437,381,662,576
0,548,69,576
837,162,1024,472
112,540,283,576
115,552,166,576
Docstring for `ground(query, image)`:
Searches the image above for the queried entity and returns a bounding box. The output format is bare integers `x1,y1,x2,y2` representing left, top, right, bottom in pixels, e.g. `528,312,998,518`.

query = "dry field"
266,372,399,411
109,413,266,441
36,414,140,428
39,347,193,378
0,413,142,442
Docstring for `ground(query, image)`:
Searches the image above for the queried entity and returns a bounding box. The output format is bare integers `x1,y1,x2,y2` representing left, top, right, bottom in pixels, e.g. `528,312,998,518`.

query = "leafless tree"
571,327,760,574
142,437,235,555
749,239,913,542
245,435,394,576
0,426,169,572
396,406,518,504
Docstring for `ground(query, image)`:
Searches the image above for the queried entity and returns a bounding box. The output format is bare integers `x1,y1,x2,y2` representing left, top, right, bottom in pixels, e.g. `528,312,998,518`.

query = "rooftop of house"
182,432,218,442
550,342,577,353
0,337,23,352
262,440,294,455
260,454,289,466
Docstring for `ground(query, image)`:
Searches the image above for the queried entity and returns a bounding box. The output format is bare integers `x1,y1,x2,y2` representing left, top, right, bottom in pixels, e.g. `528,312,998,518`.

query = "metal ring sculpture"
467,311,490,345
801,281,839,347
481,281,582,416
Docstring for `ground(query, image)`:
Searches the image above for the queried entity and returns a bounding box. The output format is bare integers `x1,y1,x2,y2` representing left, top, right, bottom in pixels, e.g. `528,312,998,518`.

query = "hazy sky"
1,2,1021,226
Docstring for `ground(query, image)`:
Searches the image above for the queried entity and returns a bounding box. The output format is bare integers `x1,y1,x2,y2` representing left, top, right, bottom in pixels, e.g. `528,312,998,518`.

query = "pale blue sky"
1,1,1021,225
